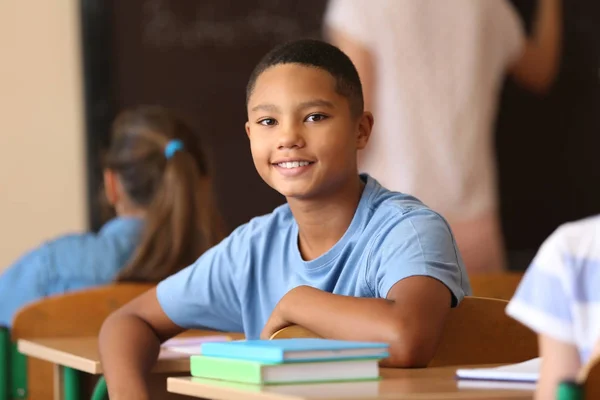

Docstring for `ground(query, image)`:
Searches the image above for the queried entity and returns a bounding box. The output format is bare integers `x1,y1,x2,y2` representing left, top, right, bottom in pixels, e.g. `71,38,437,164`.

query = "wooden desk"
18,337,193,375
18,331,244,400
167,366,535,400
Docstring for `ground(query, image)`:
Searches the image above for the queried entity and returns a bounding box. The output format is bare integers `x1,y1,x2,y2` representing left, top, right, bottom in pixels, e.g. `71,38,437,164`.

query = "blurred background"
1,0,598,272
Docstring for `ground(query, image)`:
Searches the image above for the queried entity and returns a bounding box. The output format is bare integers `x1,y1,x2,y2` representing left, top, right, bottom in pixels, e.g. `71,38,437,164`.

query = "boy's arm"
261,276,451,368
262,210,463,368
100,228,244,399
99,288,184,400
536,334,580,400
509,0,562,93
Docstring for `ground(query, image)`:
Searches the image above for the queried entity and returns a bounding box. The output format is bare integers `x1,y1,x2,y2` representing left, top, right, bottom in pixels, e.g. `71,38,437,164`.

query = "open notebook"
456,358,540,383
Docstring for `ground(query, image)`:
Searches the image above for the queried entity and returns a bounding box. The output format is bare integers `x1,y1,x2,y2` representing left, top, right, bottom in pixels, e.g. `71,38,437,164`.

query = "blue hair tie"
164,139,184,159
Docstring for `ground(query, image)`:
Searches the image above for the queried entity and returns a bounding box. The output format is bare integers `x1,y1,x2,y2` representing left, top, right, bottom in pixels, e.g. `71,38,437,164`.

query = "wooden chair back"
469,272,524,301
270,296,538,367
430,296,537,366
269,325,320,340
12,283,153,341
11,283,153,399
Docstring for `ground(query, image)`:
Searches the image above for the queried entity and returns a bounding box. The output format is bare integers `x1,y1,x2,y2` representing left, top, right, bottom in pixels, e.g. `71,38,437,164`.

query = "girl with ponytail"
0,105,225,326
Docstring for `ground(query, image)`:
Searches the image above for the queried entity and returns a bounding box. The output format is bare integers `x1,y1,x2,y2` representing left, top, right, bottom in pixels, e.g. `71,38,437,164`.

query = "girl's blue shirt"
0,217,143,327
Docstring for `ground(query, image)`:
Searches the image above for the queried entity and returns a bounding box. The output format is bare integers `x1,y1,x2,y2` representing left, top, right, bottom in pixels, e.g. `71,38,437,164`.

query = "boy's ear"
245,121,251,139
356,111,374,150
103,169,120,207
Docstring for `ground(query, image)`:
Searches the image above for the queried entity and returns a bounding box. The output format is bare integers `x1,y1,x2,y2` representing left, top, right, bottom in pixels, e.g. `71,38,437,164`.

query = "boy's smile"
271,158,315,178
245,63,371,200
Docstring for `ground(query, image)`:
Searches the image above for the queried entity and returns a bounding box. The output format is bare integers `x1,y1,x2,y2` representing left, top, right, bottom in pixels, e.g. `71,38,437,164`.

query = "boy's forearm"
279,286,430,367
281,286,395,339
99,313,161,400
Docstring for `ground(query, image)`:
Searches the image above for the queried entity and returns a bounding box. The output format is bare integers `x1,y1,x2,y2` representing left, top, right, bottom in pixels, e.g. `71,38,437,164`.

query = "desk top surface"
17,330,244,374
166,366,534,400
19,335,536,399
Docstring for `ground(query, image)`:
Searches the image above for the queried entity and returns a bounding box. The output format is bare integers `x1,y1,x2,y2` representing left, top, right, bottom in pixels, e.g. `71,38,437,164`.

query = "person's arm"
506,223,582,399
262,210,465,368
536,334,581,400
99,288,184,400
99,229,244,399
261,277,451,367
509,0,562,93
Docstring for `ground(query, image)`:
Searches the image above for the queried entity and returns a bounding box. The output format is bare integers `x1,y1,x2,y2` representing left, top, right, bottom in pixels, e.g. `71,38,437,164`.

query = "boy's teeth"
278,161,310,169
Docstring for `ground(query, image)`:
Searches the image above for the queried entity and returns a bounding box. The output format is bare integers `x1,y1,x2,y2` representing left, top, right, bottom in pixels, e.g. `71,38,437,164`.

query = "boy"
507,216,600,399
99,39,471,399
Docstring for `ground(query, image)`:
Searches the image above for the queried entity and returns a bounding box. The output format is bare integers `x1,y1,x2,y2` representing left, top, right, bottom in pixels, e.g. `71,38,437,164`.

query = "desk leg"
53,365,80,400
53,364,64,400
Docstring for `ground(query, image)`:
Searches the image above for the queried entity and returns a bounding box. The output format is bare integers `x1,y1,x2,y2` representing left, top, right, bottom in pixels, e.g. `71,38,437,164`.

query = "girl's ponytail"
105,106,225,282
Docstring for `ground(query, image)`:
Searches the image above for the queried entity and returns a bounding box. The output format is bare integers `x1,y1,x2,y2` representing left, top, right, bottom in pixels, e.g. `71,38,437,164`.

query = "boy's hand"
260,286,308,339
260,300,291,339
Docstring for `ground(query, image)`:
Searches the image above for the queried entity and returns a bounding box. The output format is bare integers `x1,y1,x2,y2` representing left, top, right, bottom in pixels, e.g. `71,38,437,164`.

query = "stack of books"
190,338,389,385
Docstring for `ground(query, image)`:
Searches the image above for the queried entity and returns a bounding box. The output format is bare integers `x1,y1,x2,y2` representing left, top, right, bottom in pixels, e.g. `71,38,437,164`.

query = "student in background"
0,106,225,327
324,0,562,274
506,216,600,399
99,39,471,398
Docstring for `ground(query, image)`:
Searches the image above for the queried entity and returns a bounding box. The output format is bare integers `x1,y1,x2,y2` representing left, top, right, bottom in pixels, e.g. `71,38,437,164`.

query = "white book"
456,358,541,383
457,380,537,391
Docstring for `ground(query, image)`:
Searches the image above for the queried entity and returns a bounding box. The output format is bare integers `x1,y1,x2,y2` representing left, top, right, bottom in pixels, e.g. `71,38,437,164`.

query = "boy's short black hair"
246,39,364,117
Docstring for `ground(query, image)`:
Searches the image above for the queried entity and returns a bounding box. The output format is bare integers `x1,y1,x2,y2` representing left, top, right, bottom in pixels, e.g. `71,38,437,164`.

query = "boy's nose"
277,125,305,149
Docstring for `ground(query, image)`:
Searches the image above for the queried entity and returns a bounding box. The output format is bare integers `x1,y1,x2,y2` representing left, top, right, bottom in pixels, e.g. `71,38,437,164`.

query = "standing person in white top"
507,216,600,399
324,0,561,273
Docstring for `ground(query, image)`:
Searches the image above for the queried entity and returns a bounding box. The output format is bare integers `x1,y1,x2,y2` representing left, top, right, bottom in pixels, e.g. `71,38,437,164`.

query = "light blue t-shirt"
157,175,471,339
0,217,143,327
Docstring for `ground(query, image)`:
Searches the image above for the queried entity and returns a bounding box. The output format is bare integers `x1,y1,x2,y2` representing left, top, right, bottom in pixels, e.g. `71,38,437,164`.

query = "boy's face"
245,63,372,200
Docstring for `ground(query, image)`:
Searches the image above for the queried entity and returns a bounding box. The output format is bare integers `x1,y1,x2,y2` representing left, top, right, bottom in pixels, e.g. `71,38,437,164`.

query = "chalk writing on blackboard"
143,0,322,48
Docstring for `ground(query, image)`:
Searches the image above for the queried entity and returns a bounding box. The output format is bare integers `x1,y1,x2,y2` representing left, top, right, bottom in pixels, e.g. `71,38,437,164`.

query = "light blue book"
199,338,389,363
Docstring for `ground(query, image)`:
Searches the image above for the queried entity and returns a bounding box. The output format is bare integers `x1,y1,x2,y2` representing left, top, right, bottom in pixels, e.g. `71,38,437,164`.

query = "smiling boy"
99,39,471,399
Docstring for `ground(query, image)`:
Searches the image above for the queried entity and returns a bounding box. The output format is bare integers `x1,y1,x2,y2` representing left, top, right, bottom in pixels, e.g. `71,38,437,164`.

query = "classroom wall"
0,0,87,271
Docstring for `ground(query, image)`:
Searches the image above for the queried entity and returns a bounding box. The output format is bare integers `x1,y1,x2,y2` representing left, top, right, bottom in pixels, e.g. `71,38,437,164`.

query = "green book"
190,355,380,385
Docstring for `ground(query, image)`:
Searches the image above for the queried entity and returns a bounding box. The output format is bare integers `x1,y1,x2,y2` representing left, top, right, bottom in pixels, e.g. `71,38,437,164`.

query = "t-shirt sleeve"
324,0,375,47
156,227,246,333
506,228,575,344
369,209,469,306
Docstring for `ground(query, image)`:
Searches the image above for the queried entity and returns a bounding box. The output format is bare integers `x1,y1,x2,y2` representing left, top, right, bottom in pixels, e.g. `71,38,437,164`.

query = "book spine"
201,346,283,363
190,357,263,384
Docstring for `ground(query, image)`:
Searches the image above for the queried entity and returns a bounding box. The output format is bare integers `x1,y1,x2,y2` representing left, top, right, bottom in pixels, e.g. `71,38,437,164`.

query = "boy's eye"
305,114,327,123
258,118,277,126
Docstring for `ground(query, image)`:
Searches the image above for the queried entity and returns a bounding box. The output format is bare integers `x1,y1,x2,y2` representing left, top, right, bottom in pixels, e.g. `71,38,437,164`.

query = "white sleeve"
324,0,375,47
506,227,576,344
